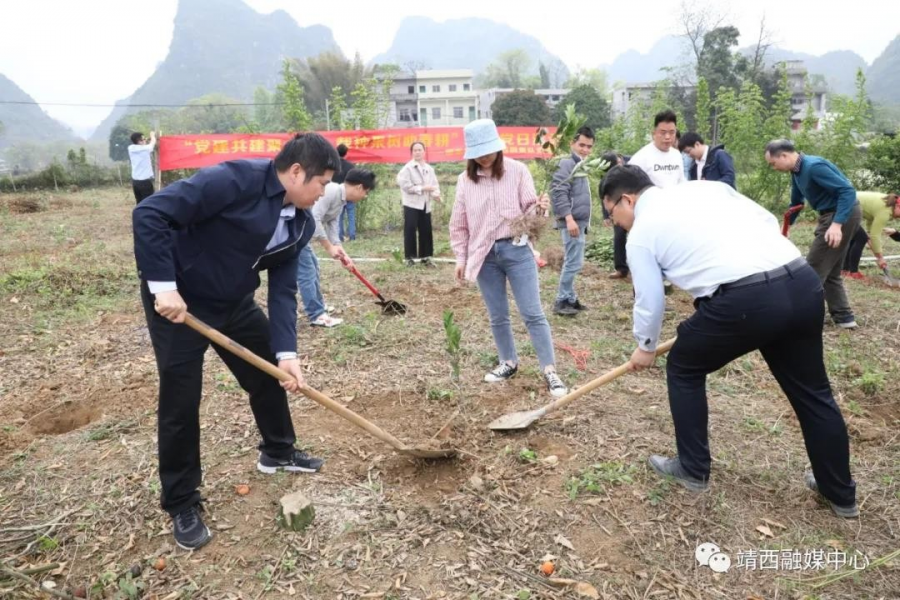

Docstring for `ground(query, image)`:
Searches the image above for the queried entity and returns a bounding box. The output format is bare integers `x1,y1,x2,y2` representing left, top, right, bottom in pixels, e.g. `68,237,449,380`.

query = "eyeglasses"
607,193,626,216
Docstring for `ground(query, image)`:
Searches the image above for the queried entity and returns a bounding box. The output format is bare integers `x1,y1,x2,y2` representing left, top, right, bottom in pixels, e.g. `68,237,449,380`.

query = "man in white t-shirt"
599,164,858,519
627,110,685,188
128,131,157,204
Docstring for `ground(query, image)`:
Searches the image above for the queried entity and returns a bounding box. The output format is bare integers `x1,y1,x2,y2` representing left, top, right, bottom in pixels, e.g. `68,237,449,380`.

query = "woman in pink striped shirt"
449,119,568,398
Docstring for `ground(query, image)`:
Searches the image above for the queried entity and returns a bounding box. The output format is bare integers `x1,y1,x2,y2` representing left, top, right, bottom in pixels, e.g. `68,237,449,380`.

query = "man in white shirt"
600,165,858,519
297,168,376,327
128,131,157,204
627,110,686,188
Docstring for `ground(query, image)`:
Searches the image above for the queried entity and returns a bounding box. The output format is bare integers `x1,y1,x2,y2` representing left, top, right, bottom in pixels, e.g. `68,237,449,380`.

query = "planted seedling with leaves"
510,104,607,242
443,310,462,382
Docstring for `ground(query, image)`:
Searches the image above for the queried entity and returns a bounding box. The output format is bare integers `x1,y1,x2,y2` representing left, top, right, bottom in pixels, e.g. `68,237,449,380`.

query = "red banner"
158,127,553,171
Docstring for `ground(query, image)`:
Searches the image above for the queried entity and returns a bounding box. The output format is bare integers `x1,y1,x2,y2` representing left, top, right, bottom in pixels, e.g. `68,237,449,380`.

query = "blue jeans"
296,245,325,322
339,203,356,241
476,241,556,370
556,226,586,303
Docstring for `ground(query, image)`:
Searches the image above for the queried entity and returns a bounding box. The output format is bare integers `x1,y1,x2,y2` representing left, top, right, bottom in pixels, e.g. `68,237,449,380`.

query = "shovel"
488,338,676,431
341,258,407,315
184,313,453,458
781,205,804,237
882,266,900,287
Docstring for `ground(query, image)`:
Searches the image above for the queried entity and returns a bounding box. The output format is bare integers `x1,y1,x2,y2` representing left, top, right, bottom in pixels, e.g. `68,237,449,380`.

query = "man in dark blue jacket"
678,132,736,189
551,126,595,315
766,139,861,329
133,133,341,550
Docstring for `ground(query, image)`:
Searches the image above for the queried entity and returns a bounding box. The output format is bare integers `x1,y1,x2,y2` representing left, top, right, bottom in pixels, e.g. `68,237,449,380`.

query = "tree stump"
278,492,315,531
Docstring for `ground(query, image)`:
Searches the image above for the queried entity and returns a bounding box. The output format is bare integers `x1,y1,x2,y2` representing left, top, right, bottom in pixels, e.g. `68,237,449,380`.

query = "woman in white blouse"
396,142,440,267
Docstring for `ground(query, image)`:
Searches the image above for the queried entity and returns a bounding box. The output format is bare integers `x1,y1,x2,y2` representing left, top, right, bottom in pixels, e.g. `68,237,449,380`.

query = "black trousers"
842,225,869,272
613,225,628,274
140,284,297,516
132,178,155,204
403,205,434,260
665,260,856,507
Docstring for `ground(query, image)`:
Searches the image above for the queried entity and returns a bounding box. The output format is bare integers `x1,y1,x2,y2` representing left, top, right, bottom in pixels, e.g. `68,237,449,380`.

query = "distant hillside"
90,0,341,143
0,74,79,148
867,35,900,105
371,17,570,85
602,36,687,84
600,34,867,96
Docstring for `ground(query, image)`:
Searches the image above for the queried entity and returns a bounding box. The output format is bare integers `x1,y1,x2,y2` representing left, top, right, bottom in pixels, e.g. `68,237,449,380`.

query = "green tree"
328,86,348,130
481,49,532,88
278,59,312,131
491,90,552,126
865,134,900,192
294,52,363,113
247,86,284,133
539,62,551,88
565,68,610,97
554,85,611,131
349,82,378,129
178,94,251,134
694,78,711,139
697,26,746,95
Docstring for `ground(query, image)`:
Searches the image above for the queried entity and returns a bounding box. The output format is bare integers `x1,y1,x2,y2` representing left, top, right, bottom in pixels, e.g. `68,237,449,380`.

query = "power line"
0,100,286,108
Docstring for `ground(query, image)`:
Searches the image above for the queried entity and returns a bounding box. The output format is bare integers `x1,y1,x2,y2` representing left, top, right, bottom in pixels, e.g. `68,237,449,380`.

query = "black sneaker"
405,259,416,267
553,300,578,316
648,455,709,492
484,362,517,383
570,299,587,311
421,257,437,269
172,504,212,551
257,449,325,474
804,471,859,518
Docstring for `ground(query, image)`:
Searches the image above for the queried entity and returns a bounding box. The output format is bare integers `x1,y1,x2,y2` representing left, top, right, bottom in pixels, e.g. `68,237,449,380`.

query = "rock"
469,475,484,491
278,491,315,531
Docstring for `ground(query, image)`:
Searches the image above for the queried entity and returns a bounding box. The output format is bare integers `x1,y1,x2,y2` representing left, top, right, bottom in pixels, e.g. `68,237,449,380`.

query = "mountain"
867,35,900,105
603,36,687,84
601,35,867,96
371,17,570,85
0,74,79,148
90,0,341,143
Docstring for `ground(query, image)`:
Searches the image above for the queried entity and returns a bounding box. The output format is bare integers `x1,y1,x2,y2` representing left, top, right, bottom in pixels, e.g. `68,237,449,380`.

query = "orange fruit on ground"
540,561,554,576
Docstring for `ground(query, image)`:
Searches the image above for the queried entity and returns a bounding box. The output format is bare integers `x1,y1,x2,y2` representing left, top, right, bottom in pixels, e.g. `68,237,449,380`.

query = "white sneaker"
325,305,336,314
311,314,343,327
544,371,568,398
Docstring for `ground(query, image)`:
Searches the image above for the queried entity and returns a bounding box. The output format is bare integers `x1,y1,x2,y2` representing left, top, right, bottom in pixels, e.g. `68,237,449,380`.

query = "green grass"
566,461,637,498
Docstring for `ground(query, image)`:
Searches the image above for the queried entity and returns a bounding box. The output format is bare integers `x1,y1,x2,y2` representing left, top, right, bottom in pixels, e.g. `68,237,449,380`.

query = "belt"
717,257,808,294
495,237,513,243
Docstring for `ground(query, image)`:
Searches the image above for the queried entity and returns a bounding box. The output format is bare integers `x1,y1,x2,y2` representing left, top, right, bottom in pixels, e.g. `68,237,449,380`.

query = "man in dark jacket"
133,133,341,551
551,126,595,316
678,132,736,189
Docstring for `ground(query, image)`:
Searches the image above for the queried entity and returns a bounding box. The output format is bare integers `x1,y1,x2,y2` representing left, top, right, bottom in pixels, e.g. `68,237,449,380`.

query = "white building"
782,61,828,130
611,83,698,119
413,70,478,127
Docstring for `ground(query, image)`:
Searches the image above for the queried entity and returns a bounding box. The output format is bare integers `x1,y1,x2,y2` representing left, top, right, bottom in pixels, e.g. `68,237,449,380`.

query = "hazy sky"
0,0,897,136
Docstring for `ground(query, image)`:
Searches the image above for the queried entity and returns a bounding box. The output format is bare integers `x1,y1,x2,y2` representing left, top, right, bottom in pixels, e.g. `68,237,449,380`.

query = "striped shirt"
449,157,538,281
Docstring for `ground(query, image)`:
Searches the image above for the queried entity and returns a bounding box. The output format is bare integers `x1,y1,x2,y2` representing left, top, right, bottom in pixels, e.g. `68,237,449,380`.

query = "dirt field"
1,187,898,599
